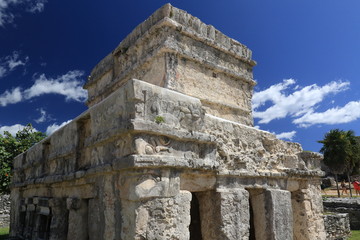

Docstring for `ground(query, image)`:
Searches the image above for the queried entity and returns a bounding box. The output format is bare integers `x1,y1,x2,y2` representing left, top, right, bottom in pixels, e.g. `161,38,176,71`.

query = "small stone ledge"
283,168,325,177
113,155,218,170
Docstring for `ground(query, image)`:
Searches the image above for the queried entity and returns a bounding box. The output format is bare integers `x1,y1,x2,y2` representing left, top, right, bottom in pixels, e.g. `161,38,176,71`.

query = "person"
352,179,360,196
341,180,348,195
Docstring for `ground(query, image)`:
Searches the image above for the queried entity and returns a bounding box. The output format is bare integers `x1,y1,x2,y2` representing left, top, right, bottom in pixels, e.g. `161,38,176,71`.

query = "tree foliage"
318,129,360,197
0,124,46,193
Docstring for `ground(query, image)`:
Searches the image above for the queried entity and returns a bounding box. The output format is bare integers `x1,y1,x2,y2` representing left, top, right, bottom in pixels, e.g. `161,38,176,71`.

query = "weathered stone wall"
323,213,351,240
9,4,327,240
0,194,10,228
323,198,360,230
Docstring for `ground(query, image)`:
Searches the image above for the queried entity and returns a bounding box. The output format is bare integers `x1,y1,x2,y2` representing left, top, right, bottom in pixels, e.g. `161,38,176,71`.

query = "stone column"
66,198,88,240
48,198,68,240
23,198,35,239
88,198,102,240
9,189,21,237
292,182,326,240
197,188,250,240
120,169,191,240
249,189,293,240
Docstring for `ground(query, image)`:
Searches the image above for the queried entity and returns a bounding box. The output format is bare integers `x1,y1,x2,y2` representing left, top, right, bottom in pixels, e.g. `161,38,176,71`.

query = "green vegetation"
318,129,360,197
350,230,360,240
0,124,46,193
154,115,165,124
0,227,9,239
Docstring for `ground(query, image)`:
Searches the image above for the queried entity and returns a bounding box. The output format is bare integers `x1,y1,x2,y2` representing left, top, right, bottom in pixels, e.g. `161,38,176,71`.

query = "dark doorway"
249,197,256,240
189,193,203,240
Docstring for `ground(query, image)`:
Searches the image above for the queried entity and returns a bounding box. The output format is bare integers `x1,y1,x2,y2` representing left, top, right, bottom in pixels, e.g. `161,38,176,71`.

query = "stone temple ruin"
10,4,326,240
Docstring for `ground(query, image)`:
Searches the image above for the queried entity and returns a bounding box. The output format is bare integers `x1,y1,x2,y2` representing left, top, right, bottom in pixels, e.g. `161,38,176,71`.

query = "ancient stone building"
10,4,326,240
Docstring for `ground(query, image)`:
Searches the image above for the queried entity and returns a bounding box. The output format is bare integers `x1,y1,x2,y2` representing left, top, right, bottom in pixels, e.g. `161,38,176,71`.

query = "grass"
350,230,360,240
0,227,9,239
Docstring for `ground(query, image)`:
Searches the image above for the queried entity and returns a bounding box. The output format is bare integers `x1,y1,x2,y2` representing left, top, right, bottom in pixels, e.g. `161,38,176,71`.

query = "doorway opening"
189,192,203,240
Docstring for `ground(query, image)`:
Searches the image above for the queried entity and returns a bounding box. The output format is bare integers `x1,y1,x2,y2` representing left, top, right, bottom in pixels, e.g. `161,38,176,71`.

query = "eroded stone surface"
10,4,326,240
323,213,351,240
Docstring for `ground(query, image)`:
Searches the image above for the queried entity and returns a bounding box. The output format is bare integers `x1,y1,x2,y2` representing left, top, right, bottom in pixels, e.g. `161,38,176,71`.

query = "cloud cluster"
0,0,47,26
275,131,297,141
0,70,87,106
252,79,357,127
293,101,360,127
46,120,71,135
34,108,53,123
0,51,28,78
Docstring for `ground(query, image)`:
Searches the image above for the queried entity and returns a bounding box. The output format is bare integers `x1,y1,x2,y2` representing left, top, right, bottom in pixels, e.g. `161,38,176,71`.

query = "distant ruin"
10,4,326,239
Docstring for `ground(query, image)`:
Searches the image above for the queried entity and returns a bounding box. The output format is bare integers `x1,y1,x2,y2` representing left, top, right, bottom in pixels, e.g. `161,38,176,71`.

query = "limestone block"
66,198,88,240
180,173,216,192
198,189,250,240
49,121,78,159
48,198,68,240
120,169,180,201
121,190,191,240
90,82,129,137
131,79,206,131
292,183,326,240
9,189,21,237
24,142,44,167
249,189,293,240
88,198,102,240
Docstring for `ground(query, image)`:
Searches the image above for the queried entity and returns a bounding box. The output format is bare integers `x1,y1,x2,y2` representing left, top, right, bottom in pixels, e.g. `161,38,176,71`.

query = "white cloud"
34,108,49,123
275,131,296,141
252,79,350,124
0,70,87,106
0,123,38,136
0,51,28,78
46,120,71,135
24,70,87,102
0,0,47,26
0,87,22,106
6,51,28,70
293,101,360,127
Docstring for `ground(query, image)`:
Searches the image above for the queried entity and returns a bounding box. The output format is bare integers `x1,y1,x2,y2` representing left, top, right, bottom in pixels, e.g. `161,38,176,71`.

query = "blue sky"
0,0,359,153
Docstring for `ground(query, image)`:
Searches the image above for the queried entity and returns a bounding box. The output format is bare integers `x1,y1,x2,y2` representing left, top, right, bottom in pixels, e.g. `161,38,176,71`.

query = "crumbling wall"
0,194,10,228
323,198,360,230
323,213,351,240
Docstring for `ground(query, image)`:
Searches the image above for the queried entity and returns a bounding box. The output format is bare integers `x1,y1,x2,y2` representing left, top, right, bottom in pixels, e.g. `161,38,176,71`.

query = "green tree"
0,124,46,193
318,129,360,197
